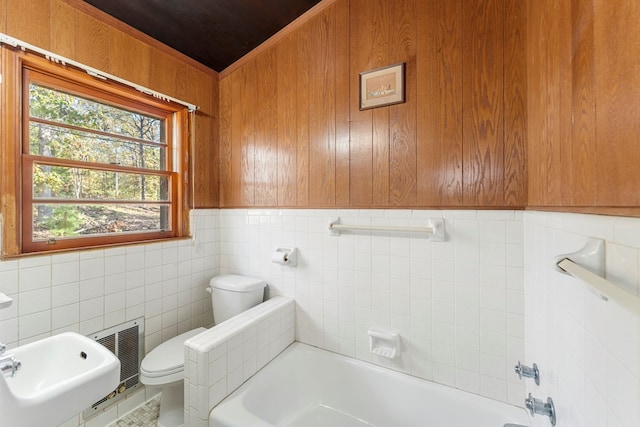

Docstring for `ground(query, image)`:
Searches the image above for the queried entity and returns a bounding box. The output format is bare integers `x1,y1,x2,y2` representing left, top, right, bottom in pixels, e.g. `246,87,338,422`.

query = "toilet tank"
208,274,266,325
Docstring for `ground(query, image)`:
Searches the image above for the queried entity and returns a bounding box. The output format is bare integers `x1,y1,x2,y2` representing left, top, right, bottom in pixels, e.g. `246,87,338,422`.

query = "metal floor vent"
84,317,145,418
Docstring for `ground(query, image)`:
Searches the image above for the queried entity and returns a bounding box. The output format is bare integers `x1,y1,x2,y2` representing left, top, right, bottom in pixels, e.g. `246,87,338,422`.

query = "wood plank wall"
219,0,528,208
528,0,640,212
0,0,219,208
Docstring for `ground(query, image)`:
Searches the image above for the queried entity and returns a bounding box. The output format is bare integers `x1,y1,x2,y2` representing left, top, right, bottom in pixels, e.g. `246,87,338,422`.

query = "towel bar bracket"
553,237,605,277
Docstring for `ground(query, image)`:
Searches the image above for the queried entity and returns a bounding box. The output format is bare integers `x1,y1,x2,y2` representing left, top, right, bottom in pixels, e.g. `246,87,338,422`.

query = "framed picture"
359,63,405,110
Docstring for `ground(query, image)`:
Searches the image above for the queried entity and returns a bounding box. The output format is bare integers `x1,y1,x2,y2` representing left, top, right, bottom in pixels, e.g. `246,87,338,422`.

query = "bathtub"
210,342,532,427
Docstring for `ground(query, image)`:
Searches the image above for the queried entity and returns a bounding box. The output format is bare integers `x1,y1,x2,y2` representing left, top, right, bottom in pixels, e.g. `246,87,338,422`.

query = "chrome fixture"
0,342,6,355
0,354,21,377
514,361,540,385
525,393,556,426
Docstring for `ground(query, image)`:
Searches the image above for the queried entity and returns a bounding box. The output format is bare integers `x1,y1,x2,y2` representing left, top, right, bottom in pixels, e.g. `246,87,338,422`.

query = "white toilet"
140,274,266,427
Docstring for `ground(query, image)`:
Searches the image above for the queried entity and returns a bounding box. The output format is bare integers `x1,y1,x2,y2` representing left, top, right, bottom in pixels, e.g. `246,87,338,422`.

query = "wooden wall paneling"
371,0,390,206
349,0,373,206
75,11,109,72
462,0,504,206
0,48,20,256
51,0,76,59
148,50,179,100
209,73,220,208
307,6,336,206
502,0,527,206
594,0,640,206
189,70,216,208
416,0,463,206
0,0,5,33
334,0,350,207
557,0,573,206
6,0,50,49
527,0,563,206
219,77,233,206
276,34,298,206
295,22,310,206
525,0,545,206
231,62,256,206
254,47,278,206
109,29,151,87
388,0,417,206
570,0,596,206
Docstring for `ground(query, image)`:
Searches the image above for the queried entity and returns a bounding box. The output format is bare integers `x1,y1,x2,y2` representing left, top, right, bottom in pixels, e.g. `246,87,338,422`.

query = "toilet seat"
140,327,206,386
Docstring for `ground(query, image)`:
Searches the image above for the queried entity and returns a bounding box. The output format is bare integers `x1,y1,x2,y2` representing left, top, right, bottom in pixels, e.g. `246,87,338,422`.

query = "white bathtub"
210,342,532,427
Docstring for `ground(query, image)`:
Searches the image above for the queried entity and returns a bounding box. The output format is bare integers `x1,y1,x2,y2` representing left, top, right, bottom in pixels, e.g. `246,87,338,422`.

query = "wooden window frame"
1,49,190,257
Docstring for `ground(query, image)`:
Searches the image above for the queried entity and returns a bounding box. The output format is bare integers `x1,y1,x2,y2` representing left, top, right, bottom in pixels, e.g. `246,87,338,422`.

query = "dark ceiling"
83,0,322,72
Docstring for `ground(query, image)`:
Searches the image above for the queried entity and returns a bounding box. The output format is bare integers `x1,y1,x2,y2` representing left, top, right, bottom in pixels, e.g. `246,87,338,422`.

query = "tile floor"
109,396,160,427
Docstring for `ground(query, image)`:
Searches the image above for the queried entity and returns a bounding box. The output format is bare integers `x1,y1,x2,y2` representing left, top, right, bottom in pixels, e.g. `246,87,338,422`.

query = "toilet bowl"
140,274,266,427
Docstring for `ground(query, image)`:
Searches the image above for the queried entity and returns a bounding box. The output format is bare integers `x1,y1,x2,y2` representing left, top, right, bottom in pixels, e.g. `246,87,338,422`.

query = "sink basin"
0,332,120,427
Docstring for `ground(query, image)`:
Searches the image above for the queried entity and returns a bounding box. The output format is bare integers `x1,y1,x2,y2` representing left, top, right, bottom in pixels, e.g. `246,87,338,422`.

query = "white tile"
18,255,51,269
79,257,104,281
105,254,126,276
126,251,146,271
606,244,639,295
18,265,51,292
104,273,126,294
480,376,507,402
480,309,506,335
85,405,117,427
80,297,104,321
52,304,79,329
105,292,126,314
52,282,79,307
607,355,639,427
51,261,79,286
80,277,104,301
614,217,640,247
19,288,50,315
126,269,145,289
116,389,146,417
19,311,51,340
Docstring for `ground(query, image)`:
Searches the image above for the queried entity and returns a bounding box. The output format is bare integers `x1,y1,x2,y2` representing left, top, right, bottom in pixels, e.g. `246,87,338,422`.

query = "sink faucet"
0,343,21,378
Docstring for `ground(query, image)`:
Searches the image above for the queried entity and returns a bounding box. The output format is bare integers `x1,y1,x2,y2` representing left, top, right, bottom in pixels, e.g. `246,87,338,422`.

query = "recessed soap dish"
368,329,400,359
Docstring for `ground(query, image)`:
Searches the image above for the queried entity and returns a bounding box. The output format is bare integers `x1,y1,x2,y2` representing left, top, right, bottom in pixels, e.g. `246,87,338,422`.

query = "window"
1,52,189,255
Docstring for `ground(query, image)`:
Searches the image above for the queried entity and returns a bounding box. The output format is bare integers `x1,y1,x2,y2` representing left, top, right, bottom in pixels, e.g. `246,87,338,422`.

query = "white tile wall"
524,211,640,427
217,209,526,406
0,209,219,426
12,207,639,426
183,296,295,427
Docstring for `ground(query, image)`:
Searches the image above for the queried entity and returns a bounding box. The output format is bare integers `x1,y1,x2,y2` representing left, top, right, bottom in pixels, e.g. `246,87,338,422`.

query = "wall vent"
83,317,145,419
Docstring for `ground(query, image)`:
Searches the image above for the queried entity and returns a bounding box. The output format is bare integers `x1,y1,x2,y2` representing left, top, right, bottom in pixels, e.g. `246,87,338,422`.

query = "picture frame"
359,63,405,110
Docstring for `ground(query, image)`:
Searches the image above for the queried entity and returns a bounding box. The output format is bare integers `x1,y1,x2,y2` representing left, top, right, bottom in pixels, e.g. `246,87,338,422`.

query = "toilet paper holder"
272,247,297,267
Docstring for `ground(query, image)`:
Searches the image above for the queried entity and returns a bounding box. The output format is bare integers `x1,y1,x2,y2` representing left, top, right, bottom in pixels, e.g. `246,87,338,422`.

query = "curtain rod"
0,32,199,112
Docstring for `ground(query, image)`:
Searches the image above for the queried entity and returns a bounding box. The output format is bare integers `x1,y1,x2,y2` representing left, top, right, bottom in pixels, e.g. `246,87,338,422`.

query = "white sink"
0,332,120,427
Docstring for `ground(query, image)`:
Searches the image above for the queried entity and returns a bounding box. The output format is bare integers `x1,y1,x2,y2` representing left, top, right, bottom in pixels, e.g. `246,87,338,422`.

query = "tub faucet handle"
514,361,540,385
524,393,556,426
0,342,6,355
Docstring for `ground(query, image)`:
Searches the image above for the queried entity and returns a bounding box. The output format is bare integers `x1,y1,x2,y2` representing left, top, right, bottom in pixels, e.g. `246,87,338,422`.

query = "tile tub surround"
0,209,219,426
183,296,295,427
217,209,526,407
524,212,640,427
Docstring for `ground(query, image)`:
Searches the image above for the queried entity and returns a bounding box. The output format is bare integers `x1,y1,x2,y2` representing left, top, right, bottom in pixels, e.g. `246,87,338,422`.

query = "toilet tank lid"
210,274,266,292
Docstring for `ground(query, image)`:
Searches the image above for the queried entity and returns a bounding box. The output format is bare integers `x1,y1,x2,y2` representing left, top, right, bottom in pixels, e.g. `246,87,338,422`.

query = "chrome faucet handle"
514,361,540,385
525,393,556,426
0,355,21,377
0,342,6,355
